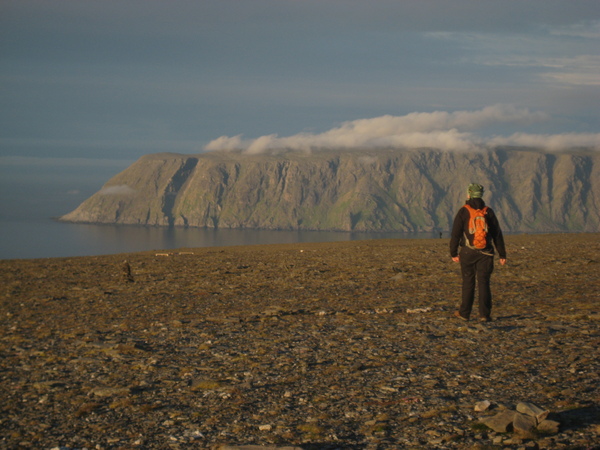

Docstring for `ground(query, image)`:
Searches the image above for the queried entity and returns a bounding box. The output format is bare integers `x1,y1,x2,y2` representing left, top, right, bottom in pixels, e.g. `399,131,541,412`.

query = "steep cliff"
60,148,600,232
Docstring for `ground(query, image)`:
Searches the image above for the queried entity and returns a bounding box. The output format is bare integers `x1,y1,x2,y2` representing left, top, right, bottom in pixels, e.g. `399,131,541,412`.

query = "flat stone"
536,419,560,435
516,401,548,422
513,412,536,434
503,436,523,445
482,410,515,433
88,386,131,397
474,400,491,412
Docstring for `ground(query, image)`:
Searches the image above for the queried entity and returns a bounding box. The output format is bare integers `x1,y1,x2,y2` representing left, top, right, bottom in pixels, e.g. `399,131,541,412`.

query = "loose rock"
517,401,549,422
482,410,516,433
474,400,491,412
513,412,537,434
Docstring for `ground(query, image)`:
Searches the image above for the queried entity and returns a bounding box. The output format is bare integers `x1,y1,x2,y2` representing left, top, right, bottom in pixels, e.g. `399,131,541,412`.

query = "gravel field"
1,233,599,449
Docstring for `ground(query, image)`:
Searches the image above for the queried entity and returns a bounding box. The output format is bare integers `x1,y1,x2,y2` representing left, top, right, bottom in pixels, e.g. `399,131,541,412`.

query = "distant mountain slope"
60,148,600,233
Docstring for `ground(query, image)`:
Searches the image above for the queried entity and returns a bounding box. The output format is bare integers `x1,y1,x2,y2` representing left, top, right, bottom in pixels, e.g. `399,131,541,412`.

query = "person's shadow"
553,404,600,433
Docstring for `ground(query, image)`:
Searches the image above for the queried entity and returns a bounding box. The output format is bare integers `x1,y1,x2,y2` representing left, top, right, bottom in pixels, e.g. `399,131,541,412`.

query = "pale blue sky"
1,0,599,217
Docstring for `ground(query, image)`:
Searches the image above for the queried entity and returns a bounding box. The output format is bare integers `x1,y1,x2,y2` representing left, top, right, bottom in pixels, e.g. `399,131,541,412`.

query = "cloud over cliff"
204,105,600,153
98,185,136,196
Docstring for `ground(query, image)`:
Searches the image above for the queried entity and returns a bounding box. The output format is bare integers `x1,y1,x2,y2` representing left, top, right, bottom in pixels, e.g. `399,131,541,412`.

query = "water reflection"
0,218,441,260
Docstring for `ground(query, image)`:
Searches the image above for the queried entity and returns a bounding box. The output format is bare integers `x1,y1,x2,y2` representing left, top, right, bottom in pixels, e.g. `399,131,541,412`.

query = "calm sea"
0,218,441,260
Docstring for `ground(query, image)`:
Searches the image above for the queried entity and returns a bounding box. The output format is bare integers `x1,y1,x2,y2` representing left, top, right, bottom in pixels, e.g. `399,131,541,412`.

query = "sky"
1,0,599,218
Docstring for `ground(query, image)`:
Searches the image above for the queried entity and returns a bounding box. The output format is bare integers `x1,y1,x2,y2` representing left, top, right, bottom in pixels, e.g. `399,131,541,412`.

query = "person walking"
450,183,507,322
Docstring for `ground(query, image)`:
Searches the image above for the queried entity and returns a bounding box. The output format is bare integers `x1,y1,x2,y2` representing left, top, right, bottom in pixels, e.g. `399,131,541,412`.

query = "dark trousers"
459,247,494,319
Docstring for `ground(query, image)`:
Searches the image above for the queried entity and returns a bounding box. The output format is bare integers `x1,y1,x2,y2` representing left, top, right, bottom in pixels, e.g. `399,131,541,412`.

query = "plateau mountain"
60,148,600,233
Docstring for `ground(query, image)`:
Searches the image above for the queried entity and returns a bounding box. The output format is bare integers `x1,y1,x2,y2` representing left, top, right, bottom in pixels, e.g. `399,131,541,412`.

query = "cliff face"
60,148,600,233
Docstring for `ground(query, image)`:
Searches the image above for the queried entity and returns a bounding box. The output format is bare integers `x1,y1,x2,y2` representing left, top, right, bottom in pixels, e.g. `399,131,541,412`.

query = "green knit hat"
468,183,484,198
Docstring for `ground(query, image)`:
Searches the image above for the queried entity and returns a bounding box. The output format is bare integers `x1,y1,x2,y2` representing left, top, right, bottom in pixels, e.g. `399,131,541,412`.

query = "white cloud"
479,54,600,87
550,20,600,39
427,21,600,88
205,105,600,153
98,185,136,196
538,55,600,86
489,133,600,151
204,135,244,152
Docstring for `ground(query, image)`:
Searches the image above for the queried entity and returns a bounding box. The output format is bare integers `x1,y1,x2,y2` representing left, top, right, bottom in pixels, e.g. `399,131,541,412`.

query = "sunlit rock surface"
61,148,600,232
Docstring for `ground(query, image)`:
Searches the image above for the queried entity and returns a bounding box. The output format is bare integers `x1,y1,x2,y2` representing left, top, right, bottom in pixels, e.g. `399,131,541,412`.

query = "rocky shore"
1,233,599,449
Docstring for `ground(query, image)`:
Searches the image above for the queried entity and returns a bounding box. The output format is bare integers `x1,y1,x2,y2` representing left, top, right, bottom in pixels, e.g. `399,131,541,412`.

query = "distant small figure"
439,231,443,239
122,260,134,283
449,183,506,322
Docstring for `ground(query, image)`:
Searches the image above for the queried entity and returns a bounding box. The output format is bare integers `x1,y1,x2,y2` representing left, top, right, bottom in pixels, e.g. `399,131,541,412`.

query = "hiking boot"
453,311,468,321
478,316,492,322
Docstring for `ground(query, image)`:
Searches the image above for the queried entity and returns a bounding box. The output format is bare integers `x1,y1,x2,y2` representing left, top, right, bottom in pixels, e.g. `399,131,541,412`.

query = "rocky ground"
1,233,599,450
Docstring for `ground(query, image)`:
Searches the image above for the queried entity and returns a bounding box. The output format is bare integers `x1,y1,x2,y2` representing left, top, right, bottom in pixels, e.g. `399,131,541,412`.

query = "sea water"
0,218,440,260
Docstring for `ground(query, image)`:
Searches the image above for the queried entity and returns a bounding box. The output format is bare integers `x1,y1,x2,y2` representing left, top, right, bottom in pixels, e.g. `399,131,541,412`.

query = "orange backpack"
464,204,489,249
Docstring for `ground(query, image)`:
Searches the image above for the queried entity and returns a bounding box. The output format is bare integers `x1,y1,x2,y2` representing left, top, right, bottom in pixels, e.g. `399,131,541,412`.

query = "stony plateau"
60,148,600,233
1,233,599,449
